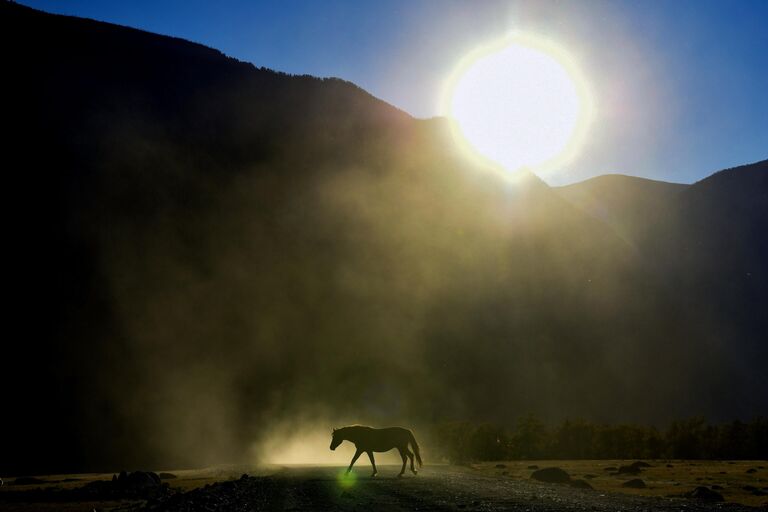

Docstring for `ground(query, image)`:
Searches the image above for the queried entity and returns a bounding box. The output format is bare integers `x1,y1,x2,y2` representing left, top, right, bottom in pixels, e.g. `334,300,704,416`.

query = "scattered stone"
527,465,539,470
622,479,646,489
746,468,757,474
603,467,617,472
159,472,177,480
495,464,506,469
616,465,641,475
666,464,674,468
569,479,594,490
531,467,571,484
686,486,724,502
116,470,161,488
631,461,651,468
13,477,46,485
719,471,726,474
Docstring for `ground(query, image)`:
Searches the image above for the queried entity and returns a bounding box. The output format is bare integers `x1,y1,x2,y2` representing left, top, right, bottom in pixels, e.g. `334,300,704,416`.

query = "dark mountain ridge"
2,1,766,473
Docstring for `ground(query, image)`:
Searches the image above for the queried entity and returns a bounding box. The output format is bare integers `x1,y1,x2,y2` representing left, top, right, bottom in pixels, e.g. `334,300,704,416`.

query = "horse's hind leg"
397,447,407,477
406,448,417,475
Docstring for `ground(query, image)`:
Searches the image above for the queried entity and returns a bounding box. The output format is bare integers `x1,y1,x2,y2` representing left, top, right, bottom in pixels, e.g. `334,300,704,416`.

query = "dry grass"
473,459,768,507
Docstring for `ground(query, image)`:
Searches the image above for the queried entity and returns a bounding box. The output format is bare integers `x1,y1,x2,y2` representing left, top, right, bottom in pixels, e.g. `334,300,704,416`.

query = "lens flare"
441,33,593,178
336,469,357,489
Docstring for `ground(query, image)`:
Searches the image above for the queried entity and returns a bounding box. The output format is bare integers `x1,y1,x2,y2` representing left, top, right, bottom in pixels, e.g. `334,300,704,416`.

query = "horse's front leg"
366,451,377,477
346,448,363,474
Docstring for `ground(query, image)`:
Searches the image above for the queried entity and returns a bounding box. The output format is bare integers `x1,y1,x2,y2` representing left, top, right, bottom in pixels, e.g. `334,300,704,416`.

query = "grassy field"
472,459,768,507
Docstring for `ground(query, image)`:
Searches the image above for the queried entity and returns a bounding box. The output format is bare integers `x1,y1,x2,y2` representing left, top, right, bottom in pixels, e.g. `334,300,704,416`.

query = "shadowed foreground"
140,466,756,511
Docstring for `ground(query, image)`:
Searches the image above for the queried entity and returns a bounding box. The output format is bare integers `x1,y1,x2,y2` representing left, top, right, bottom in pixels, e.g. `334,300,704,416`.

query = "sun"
442,33,593,176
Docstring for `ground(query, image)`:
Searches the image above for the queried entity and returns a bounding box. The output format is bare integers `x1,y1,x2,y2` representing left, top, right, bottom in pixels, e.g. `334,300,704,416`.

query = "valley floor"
1,461,766,511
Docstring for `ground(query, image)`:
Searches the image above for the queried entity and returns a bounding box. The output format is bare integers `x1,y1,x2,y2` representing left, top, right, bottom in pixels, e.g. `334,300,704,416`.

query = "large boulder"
686,486,724,502
616,465,641,475
569,479,594,490
531,467,571,484
622,478,646,488
116,470,162,489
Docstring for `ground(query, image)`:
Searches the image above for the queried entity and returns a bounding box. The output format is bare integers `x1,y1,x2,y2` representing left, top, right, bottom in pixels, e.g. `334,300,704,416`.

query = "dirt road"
144,465,759,511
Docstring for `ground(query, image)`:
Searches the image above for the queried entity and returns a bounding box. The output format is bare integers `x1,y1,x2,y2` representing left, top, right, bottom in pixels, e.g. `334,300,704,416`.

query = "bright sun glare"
443,34,593,175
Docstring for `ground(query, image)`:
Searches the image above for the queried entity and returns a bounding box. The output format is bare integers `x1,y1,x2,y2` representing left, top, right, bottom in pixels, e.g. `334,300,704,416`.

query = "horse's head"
330,428,342,450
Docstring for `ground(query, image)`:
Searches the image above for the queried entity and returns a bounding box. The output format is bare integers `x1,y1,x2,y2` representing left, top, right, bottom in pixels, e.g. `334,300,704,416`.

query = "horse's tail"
408,430,423,467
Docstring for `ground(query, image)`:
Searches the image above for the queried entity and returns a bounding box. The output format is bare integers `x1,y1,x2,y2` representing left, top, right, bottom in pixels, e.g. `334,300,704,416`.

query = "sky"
20,0,768,185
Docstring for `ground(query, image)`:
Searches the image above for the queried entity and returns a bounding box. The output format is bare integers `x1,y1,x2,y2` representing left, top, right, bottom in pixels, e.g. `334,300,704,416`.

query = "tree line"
430,416,768,462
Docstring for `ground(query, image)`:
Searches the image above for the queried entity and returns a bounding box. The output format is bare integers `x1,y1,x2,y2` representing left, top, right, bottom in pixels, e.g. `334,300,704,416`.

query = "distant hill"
2,0,766,474
556,174,689,245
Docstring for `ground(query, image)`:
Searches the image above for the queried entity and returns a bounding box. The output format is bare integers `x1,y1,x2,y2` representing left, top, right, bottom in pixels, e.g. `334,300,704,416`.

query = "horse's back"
376,426,411,437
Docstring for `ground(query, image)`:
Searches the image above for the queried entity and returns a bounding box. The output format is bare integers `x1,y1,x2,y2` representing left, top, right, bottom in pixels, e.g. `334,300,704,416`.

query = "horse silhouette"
330,425,422,477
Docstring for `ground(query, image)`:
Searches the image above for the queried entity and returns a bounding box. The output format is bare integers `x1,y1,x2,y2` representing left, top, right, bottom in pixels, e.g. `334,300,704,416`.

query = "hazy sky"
22,0,767,185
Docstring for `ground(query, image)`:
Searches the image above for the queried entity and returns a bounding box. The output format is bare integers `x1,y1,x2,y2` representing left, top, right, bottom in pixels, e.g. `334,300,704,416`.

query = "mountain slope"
556,174,688,244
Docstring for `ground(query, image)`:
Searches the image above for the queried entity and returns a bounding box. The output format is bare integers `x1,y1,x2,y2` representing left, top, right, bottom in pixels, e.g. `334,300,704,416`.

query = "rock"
569,479,594,490
13,476,46,485
622,478,646,488
527,465,539,470
495,464,506,468
117,470,162,489
686,486,724,502
630,461,651,468
617,465,641,475
666,464,674,468
531,467,571,484
603,467,617,472
158,472,177,480
746,468,757,474
744,485,768,496
583,474,597,479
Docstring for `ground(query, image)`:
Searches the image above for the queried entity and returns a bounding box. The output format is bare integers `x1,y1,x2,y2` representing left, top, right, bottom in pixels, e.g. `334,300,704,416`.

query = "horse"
330,425,422,477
